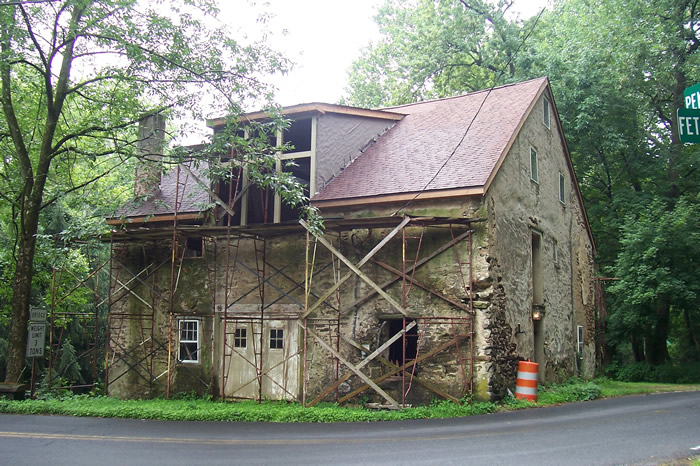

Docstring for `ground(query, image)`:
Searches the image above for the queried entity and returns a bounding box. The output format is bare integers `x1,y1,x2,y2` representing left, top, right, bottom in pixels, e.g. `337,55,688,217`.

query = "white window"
530,147,538,183
559,172,566,204
178,319,200,363
270,328,284,349
577,325,584,354
543,96,551,129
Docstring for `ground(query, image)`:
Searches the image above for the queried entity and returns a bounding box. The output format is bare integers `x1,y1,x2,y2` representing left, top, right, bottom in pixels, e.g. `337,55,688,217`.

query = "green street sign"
684,83,700,109
677,108,700,143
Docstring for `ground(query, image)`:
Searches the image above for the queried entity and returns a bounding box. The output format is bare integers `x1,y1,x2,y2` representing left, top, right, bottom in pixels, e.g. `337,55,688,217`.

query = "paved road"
0,391,698,465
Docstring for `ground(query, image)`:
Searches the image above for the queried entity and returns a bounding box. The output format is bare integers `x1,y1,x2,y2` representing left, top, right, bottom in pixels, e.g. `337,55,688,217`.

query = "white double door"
222,318,299,401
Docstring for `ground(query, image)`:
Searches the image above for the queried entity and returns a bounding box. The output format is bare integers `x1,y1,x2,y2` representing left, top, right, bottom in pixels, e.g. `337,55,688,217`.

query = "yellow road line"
0,429,491,446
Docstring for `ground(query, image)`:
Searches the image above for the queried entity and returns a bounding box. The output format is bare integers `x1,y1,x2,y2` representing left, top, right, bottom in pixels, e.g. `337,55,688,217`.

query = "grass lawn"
0,378,697,423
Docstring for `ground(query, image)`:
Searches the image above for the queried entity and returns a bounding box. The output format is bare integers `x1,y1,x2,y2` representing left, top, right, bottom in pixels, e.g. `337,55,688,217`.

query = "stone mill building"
106,77,596,406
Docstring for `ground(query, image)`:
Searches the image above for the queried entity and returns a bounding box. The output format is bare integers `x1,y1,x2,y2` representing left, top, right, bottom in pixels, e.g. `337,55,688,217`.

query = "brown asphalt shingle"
111,162,209,219
312,77,547,202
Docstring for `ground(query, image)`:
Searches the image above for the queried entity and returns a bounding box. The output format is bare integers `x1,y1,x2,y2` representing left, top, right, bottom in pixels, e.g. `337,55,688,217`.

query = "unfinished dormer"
207,104,404,225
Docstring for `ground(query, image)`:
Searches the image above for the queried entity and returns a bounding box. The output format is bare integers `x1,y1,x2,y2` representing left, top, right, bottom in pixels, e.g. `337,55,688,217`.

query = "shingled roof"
110,162,209,220
312,77,548,204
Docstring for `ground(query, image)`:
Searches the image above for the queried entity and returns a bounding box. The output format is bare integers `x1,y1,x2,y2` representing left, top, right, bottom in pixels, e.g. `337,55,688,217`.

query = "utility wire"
392,5,547,216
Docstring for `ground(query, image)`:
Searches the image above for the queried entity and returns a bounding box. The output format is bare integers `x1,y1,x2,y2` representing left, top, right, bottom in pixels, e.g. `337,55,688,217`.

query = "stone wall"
108,240,215,399
482,90,597,396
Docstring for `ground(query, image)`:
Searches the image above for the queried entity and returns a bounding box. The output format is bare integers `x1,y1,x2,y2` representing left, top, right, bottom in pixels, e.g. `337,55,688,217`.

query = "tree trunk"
683,308,700,358
4,230,38,382
647,297,671,365
631,331,644,362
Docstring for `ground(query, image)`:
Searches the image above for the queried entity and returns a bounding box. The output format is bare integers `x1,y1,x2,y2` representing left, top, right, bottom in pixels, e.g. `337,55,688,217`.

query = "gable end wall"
481,94,596,398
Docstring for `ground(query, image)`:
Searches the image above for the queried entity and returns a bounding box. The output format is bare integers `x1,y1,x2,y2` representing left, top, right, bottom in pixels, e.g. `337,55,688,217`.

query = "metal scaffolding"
44,240,109,395
105,161,478,406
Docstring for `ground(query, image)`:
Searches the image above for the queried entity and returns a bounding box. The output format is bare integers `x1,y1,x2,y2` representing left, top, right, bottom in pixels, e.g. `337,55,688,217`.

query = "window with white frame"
543,96,551,129
530,147,539,183
559,172,566,204
178,319,200,363
577,325,584,354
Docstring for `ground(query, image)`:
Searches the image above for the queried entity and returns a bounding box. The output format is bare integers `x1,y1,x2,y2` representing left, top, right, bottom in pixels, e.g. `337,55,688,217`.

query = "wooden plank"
298,321,400,408
301,216,411,319
340,334,460,404
337,335,466,404
300,219,408,317
307,321,416,407
339,231,471,315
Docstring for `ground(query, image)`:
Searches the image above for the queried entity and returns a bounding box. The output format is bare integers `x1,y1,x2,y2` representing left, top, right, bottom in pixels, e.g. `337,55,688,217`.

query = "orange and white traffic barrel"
515,360,539,402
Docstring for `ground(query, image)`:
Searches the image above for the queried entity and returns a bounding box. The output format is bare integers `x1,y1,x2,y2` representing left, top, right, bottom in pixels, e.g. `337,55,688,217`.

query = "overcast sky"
217,0,551,107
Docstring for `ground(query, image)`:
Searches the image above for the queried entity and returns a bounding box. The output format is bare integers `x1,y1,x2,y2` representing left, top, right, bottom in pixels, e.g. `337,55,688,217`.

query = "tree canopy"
0,0,292,383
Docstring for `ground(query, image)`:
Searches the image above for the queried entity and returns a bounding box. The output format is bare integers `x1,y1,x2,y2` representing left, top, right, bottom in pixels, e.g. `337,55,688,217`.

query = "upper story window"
530,147,539,183
215,117,316,226
270,328,284,349
543,96,551,129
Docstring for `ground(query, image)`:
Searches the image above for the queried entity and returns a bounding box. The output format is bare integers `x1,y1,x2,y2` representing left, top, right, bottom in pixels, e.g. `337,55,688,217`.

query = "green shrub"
538,378,602,404
611,362,700,384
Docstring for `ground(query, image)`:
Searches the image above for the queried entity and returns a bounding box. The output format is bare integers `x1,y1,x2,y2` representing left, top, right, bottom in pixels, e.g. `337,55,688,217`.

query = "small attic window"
530,147,539,183
559,172,566,204
543,96,551,129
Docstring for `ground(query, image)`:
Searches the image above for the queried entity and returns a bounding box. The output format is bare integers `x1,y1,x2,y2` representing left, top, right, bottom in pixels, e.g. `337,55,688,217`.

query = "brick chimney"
134,114,165,198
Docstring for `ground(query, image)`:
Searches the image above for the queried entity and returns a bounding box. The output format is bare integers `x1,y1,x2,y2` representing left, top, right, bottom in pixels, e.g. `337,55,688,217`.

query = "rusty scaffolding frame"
44,240,109,395
106,161,479,406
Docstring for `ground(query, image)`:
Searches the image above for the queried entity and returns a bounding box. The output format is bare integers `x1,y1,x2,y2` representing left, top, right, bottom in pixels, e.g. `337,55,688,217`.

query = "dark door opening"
385,319,418,368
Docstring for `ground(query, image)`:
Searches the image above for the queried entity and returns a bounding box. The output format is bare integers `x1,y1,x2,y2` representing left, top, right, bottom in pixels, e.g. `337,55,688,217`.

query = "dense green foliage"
0,0,311,385
606,361,700,384
0,379,589,422
345,0,700,366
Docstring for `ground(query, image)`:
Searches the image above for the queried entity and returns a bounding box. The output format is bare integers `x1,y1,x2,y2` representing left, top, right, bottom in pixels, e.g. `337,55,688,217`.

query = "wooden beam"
306,321,416,407
106,213,202,225
301,216,411,319
337,335,466,404
311,187,484,209
339,231,472,315
299,322,400,408
300,219,409,317
340,334,460,404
